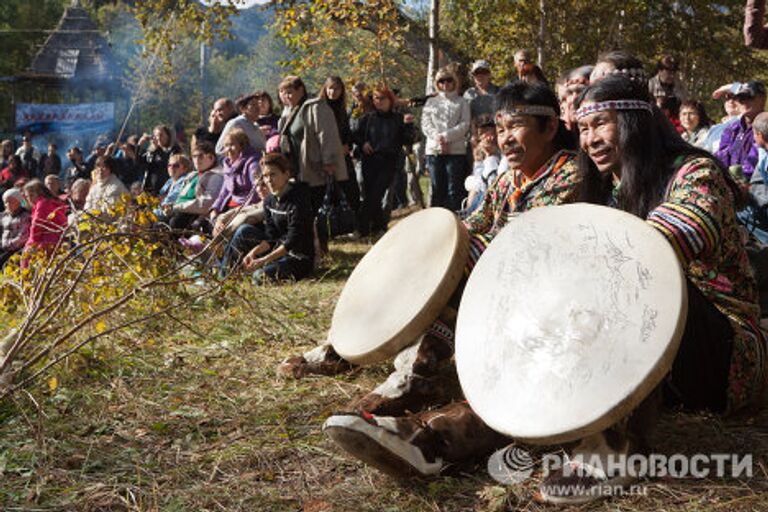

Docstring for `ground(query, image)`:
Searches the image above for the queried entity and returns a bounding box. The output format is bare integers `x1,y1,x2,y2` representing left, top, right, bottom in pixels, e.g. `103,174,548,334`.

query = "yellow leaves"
48,376,58,393
95,320,107,334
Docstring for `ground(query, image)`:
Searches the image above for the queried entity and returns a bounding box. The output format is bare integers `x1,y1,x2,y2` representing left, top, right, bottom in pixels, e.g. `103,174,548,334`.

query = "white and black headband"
574,100,653,121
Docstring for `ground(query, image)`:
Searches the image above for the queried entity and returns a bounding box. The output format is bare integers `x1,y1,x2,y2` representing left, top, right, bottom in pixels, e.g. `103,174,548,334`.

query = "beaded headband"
575,100,653,121
496,105,558,118
591,67,647,82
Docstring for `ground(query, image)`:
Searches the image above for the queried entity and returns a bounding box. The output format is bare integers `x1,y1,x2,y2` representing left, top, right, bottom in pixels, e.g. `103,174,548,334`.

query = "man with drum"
279,81,581,411
320,75,766,506
532,75,766,504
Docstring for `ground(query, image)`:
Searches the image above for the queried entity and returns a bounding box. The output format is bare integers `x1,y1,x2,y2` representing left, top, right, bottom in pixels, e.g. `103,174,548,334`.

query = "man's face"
495,111,556,176
658,68,675,85
472,69,491,89
578,107,622,176
514,52,531,73
191,150,215,173
68,149,81,163
736,94,765,121
212,99,233,123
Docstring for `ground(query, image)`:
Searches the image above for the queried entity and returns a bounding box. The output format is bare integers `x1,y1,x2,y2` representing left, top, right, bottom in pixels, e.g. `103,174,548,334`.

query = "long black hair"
574,75,732,218
496,80,576,151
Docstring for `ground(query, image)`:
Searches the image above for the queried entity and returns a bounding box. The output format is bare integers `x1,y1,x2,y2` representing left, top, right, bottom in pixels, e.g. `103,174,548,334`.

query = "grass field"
0,230,767,511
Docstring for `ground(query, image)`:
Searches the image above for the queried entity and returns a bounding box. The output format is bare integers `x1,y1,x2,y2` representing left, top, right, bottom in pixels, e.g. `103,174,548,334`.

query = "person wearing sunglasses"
421,66,471,212
155,154,193,222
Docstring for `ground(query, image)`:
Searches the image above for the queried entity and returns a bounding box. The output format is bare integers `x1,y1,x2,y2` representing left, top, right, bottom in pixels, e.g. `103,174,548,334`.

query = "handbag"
315,178,356,239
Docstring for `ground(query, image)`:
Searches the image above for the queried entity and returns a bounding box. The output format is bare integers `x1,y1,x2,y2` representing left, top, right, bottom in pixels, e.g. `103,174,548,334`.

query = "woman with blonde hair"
421,66,471,211
208,128,261,223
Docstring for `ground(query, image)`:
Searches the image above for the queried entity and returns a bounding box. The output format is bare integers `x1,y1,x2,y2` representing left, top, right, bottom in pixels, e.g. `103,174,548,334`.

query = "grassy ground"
1,217,767,511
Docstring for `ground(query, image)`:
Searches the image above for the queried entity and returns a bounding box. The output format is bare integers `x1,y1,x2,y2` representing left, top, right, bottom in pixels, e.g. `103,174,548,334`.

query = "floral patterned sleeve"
646,158,726,266
463,172,509,236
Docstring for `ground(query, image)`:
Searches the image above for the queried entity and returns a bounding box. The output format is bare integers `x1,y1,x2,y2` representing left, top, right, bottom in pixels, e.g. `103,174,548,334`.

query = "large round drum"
455,204,687,445
330,208,469,365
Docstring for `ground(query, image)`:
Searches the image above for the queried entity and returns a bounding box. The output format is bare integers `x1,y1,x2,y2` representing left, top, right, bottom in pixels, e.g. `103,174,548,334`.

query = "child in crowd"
241,153,314,283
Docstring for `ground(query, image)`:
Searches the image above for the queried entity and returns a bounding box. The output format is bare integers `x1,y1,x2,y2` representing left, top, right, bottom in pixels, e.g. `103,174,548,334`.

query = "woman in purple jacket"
208,128,261,224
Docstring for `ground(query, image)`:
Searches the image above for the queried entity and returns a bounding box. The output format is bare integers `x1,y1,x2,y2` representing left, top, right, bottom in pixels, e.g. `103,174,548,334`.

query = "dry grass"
0,228,767,511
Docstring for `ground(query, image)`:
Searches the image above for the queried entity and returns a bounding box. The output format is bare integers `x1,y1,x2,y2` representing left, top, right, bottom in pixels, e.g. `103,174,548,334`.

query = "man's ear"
545,115,559,142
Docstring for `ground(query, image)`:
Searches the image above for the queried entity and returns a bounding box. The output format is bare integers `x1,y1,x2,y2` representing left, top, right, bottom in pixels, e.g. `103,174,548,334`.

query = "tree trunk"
537,0,546,67
427,0,439,94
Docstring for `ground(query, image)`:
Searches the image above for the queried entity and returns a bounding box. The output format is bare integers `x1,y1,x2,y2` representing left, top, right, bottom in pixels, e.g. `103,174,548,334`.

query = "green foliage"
0,194,221,400
443,0,768,103
272,0,418,89
131,0,243,82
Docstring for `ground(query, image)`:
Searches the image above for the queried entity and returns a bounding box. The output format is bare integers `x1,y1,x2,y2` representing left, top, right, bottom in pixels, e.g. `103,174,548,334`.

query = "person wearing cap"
0,188,31,267
15,135,40,178
421,66,471,211
702,83,745,154
647,55,688,103
716,80,766,180
463,60,500,123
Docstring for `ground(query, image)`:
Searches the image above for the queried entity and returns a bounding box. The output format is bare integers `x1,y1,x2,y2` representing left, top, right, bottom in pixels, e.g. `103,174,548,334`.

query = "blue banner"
15,102,115,161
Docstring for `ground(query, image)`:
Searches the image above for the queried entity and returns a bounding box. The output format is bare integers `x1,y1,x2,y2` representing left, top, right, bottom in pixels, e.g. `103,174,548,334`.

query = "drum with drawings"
455,203,688,445
329,207,469,365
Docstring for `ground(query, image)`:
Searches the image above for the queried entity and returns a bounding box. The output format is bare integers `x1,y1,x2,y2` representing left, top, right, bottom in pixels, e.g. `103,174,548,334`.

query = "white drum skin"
330,208,469,365
456,204,687,445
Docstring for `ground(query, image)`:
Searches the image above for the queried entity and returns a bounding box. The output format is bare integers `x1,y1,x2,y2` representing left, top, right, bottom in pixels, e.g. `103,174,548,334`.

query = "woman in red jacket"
22,179,67,260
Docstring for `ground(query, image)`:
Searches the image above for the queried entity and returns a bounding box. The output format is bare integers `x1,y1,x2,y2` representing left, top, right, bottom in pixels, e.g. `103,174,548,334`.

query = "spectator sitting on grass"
218,175,270,273
241,153,314,284
208,129,261,225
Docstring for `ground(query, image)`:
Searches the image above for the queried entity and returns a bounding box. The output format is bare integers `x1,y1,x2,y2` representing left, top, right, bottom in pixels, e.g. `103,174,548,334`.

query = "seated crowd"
1,43,768,505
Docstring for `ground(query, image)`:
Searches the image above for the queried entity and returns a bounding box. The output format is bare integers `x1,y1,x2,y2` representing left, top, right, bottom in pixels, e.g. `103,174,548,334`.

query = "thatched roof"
23,4,115,83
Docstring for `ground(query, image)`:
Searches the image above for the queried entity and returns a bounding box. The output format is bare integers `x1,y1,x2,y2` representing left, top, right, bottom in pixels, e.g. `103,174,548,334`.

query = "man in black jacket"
242,153,314,283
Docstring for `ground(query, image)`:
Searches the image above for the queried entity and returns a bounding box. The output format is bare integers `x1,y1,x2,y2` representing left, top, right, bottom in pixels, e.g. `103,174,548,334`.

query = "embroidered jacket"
464,150,581,243
644,156,766,411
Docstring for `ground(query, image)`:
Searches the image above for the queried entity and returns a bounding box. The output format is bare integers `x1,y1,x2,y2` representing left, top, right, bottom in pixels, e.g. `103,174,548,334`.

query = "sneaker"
323,412,444,478
350,373,455,416
276,344,353,378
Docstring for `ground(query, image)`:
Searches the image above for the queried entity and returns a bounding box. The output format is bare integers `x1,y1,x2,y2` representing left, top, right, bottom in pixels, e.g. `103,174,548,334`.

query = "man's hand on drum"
243,241,271,270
